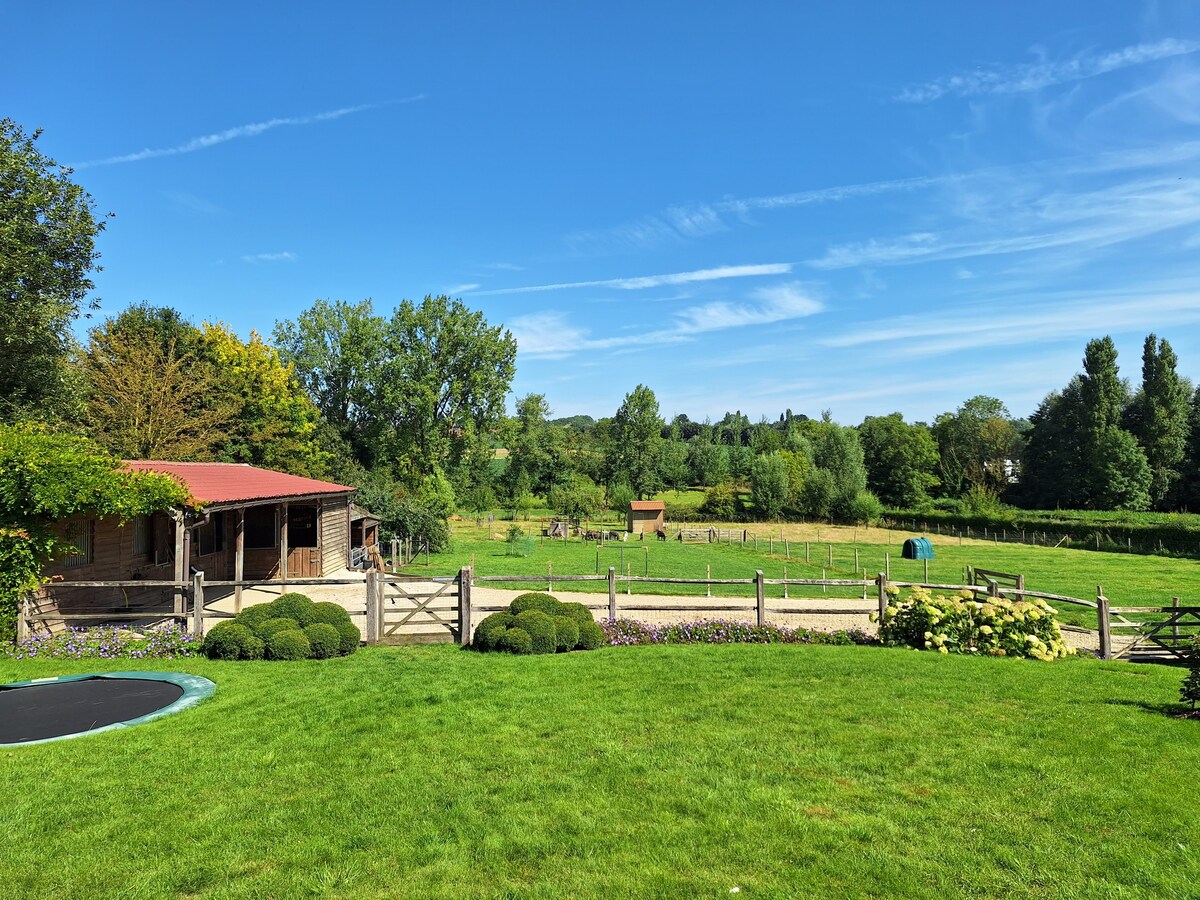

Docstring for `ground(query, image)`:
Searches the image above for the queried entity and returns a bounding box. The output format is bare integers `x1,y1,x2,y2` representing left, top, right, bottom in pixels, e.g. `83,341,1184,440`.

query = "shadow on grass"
1103,697,1197,719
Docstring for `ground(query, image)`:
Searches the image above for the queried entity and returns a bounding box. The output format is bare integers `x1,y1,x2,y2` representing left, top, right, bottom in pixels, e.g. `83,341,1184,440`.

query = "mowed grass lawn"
414,530,1200,627
2,645,1198,898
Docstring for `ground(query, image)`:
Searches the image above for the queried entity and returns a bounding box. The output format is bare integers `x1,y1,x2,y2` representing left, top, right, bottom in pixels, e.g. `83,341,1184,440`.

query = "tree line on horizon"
6,115,1200,561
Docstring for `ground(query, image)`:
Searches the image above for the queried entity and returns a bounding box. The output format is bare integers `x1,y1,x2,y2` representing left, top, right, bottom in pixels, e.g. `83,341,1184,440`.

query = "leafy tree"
1090,427,1152,511
273,299,387,467
548,473,604,520
687,432,729,486
82,323,235,460
504,394,567,500
658,423,690,491
1,119,107,422
859,413,939,507
931,396,1019,497
778,449,810,512
200,323,329,476
699,483,737,519
1125,335,1191,508
1021,379,1088,508
379,295,517,482
606,480,635,513
749,452,789,519
609,385,664,499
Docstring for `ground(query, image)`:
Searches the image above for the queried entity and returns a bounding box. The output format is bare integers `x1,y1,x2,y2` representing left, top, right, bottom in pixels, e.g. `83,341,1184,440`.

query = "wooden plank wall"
321,495,351,573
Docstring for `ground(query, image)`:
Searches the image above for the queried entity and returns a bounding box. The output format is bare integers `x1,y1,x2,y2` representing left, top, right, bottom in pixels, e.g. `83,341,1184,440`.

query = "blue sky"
6,1,1200,424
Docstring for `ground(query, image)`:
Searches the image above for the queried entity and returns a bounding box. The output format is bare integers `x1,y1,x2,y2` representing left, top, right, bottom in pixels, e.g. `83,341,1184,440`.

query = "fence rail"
16,567,1195,662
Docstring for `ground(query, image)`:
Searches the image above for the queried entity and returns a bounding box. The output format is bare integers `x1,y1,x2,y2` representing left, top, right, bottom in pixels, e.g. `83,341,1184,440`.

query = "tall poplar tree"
1126,334,1191,508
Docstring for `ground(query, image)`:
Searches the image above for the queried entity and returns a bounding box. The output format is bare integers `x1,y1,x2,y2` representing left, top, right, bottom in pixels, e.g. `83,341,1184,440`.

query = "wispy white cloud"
241,251,297,263
75,96,425,168
822,289,1200,355
808,176,1200,269
444,283,481,295
470,263,792,296
897,38,1200,103
509,282,823,359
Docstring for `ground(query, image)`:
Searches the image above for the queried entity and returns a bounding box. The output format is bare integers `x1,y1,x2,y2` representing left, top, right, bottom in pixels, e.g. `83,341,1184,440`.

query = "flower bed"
3,623,200,660
602,617,874,647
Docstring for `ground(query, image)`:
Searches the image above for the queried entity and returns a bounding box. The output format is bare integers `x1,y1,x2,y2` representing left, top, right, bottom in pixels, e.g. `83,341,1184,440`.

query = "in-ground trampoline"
0,672,216,747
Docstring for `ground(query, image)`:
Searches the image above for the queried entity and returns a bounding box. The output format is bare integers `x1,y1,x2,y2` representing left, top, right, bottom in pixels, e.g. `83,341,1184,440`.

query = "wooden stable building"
626,500,666,534
45,462,369,588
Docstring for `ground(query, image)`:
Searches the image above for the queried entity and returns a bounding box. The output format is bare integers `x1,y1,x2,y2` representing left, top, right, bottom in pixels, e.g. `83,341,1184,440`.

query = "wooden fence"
17,568,1199,662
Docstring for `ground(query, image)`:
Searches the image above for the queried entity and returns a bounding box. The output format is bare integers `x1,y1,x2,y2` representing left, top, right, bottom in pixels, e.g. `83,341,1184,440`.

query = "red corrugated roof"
629,500,666,511
124,461,353,506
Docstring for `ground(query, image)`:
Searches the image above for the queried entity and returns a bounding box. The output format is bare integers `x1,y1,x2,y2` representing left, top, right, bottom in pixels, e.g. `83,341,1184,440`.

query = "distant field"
410,519,1200,629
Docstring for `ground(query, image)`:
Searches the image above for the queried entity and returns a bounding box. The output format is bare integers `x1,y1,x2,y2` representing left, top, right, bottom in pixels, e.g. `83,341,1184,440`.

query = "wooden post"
805,542,810,563
988,578,999,599
626,562,631,596
783,567,788,599
17,593,29,643
923,558,929,584
365,570,379,645
877,573,887,624
1172,596,1180,641
785,540,790,559
1016,574,1025,604
172,510,186,618
548,560,553,592
827,543,833,566
821,568,826,593
885,552,890,579
755,570,765,627
854,547,859,571
192,572,204,635
1097,586,1111,659
608,566,617,619
234,508,245,613
458,566,473,646
706,563,711,597
279,502,289,593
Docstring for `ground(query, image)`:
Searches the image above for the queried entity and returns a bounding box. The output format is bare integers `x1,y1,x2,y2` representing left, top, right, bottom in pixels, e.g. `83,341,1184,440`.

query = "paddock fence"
17,568,1197,662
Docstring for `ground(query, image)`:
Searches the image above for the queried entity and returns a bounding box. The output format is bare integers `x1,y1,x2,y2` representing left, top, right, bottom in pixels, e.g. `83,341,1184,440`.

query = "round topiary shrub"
255,616,301,641
266,628,312,660
497,627,533,654
336,621,361,655
552,617,580,652
510,592,565,617
235,603,276,629
202,622,258,660
303,623,342,659
270,593,316,626
576,619,605,651
473,612,514,650
307,601,353,628
560,601,595,627
512,610,557,654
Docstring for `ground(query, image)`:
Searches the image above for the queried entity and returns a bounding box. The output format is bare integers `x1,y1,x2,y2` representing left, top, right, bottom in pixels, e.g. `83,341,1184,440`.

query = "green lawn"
410,533,1200,628
1,646,1197,898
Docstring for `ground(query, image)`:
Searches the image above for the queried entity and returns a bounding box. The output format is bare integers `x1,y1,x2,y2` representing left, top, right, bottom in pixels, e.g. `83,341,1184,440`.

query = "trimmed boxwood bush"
307,601,353,628
207,593,359,661
255,616,301,641
202,623,263,660
560,601,595,627
510,592,565,617
266,629,312,661
552,617,579,652
576,619,605,651
473,612,514,650
512,610,557,654
271,593,316,626
303,623,342,659
336,621,361,655
474,594,604,655
497,627,533,654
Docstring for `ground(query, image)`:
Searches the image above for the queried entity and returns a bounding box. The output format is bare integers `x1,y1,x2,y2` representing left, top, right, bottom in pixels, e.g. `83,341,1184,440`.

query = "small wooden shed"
626,500,665,534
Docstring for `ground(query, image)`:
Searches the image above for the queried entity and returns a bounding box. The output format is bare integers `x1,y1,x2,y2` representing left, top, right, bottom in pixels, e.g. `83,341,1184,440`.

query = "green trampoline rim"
0,671,216,748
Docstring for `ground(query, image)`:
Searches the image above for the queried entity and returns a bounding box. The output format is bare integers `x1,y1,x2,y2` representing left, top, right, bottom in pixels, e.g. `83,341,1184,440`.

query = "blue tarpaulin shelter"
901,537,934,560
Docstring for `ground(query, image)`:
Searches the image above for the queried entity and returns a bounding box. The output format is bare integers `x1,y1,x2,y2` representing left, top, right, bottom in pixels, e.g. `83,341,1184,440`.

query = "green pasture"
409,530,1200,628
2,645,1196,899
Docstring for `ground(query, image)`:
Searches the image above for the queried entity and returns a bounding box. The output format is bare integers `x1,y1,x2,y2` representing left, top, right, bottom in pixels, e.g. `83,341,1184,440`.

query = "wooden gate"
1110,604,1200,662
368,571,470,645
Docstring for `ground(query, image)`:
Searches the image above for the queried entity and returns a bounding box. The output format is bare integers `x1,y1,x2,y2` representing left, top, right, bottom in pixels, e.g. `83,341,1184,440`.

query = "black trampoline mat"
0,677,185,743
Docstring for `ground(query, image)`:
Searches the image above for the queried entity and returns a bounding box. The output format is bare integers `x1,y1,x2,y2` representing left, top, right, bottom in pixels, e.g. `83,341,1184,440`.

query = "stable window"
62,518,95,568
288,505,319,548
195,511,226,556
245,506,277,549
131,515,152,558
